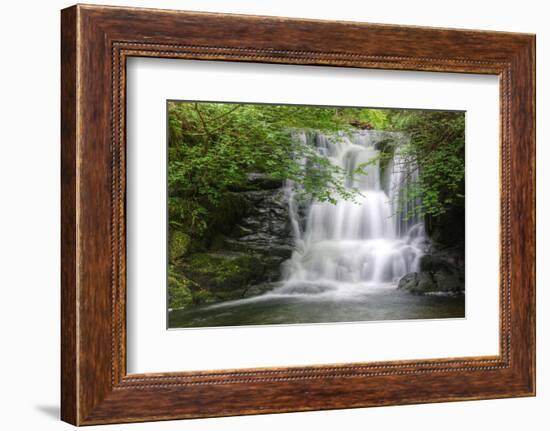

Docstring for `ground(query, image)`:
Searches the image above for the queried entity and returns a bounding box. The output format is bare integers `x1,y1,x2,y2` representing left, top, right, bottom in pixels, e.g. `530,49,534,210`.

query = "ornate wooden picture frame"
61,4,535,425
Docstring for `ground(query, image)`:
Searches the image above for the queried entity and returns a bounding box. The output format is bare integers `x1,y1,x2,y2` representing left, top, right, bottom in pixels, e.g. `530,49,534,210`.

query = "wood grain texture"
60,5,78,425
60,4,536,425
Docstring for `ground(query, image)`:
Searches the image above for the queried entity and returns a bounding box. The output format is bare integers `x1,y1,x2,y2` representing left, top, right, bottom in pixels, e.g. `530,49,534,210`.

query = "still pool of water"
168,282,465,329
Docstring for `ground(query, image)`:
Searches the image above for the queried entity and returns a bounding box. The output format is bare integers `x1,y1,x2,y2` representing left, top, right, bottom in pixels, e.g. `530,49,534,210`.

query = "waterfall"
283,130,427,286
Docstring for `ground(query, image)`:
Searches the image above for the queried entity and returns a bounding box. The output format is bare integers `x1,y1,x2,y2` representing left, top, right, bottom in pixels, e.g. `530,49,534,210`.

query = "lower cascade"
282,130,428,287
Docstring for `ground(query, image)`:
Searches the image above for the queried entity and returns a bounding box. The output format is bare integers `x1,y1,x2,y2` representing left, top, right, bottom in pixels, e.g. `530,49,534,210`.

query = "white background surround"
126,58,500,373
0,0,547,430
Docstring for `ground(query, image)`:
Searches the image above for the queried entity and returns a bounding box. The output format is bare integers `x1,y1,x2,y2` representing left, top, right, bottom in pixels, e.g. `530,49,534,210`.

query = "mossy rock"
398,272,438,295
169,230,190,262
398,269,464,295
167,272,194,310
178,252,266,304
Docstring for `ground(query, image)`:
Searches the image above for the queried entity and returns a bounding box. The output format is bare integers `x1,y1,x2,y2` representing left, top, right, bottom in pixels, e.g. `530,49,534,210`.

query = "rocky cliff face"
169,174,293,309
224,177,294,281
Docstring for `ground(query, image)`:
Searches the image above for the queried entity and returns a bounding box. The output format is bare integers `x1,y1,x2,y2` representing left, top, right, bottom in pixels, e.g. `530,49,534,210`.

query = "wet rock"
398,254,464,296
223,187,293,265
242,282,280,298
420,254,456,273
421,249,464,273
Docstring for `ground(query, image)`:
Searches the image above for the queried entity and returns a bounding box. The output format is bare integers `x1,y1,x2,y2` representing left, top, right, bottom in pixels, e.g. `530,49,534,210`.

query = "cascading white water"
283,130,427,286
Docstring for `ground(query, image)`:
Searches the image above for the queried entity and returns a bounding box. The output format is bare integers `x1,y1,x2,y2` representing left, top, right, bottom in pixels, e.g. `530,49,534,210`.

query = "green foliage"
169,230,190,262
385,110,465,218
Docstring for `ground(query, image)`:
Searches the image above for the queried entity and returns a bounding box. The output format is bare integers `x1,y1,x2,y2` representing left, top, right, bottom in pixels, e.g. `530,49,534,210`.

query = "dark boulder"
398,253,464,296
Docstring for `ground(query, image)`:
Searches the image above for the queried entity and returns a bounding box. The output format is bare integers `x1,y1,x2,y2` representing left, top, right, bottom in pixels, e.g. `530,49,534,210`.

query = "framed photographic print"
61,4,535,425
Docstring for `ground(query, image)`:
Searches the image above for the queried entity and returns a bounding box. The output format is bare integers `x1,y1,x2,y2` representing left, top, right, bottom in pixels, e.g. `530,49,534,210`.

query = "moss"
191,289,214,305
167,271,194,309
169,230,190,262
177,252,266,305
185,253,264,285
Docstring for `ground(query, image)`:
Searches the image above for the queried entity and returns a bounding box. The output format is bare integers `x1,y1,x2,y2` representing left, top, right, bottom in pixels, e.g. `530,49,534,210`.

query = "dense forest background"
167,102,465,310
